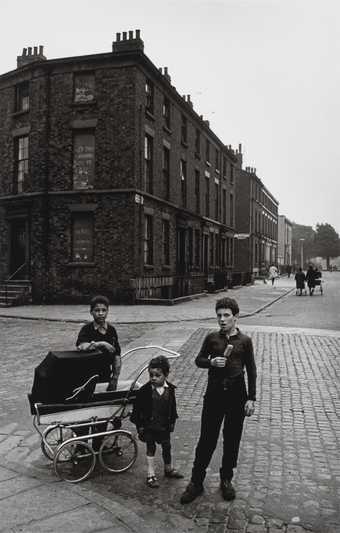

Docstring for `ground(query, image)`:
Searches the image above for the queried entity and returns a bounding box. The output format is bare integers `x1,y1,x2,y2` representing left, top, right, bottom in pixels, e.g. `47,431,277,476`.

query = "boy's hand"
244,400,255,417
211,357,226,368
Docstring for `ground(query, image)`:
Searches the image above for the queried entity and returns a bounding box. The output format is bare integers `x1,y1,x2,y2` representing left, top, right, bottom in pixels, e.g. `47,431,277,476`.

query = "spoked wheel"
99,430,137,473
41,426,76,461
53,440,96,483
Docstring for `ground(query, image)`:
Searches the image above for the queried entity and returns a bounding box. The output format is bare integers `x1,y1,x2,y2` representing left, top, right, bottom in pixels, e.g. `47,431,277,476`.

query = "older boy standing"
180,296,257,504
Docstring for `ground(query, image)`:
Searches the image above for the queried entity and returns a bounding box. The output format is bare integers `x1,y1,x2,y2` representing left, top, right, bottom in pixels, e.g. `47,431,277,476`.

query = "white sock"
147,456,155,477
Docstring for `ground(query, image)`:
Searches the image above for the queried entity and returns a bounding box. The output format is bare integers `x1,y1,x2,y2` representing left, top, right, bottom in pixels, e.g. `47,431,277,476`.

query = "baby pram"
28,346,180,483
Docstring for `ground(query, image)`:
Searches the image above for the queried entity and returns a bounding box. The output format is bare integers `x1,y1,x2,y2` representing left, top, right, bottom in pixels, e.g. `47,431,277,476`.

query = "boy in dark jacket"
131,355,183,488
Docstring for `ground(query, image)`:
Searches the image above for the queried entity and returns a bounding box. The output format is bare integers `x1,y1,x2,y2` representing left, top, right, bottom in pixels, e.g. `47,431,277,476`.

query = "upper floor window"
205,176,210,217
162,219,170,265
144,214,154,265
144,134,153,193
206,140,210,163
215,183,219,220
15,81,29,112
73,132,95,190
145,79,154,114
180,159,187,207
195,129,201,156
230,193,234,227
195,169,200,213
215,149,220,172
222,156,227,177
74,73,95,103
181,114,187,145
222,188,227,224
14,135,29,193
72,213,94,262
162,97,171,129
230,165,235,184
162,146,170,200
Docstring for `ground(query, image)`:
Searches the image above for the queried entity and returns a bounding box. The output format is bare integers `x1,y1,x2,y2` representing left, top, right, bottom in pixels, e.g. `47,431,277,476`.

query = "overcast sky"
1,0,339,234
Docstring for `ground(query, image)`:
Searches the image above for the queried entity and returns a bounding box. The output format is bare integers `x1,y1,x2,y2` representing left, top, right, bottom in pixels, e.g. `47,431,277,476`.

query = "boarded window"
72,214,94,262
73,132,95,189
74,73,95,103
16,81,29,112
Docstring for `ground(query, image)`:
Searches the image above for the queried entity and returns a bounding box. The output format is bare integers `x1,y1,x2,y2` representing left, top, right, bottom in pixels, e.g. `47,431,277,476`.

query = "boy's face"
91,303,108,324
216,307,238,335
149,367,166,388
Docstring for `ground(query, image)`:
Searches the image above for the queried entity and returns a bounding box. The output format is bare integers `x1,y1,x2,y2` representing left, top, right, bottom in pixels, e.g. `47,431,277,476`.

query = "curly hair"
148,355,170,376
215,297,239,316
90,295,110,311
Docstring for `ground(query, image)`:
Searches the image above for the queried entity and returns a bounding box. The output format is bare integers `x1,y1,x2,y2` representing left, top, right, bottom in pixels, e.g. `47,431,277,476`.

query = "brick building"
0,31,240,303
277,215,292,271
234,166,278,279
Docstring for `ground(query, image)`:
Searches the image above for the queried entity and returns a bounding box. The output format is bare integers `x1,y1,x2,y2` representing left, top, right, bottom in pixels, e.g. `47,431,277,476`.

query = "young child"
76,295,121,391
131,355,183,488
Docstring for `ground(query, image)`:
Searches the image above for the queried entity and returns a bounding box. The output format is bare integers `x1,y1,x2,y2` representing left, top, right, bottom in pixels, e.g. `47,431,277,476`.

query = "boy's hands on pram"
137,427,146,442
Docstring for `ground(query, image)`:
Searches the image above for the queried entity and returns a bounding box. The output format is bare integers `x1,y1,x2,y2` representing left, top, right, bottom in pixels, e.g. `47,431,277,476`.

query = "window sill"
145,110,155,121
71,100,97,107
12,109,29,117
206,161,211,167
215,169,220,175
144,264,154,270
163,125,172,135
67,262,96,267
162,264,171,270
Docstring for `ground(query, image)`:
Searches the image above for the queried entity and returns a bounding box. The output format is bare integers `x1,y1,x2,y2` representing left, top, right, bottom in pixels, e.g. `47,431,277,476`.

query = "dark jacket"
295,270,306,289
130,381,178,432
195,328,257,401
305,267,316,288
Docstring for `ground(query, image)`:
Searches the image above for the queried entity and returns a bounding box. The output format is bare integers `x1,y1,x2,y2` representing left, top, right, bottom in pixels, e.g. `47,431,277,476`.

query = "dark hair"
148,355,170,377
90,295,110,311
215,297,239,316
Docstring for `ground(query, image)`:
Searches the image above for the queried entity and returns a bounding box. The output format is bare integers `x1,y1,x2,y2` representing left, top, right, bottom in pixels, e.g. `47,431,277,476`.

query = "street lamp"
299,238,305,269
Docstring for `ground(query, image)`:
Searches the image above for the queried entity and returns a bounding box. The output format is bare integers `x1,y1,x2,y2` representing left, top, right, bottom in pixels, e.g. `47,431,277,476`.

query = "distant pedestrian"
294,268,306,296
130,355,183,488
268,265,279,286
305,265,316,296
286,265,292,278
180,297,257,504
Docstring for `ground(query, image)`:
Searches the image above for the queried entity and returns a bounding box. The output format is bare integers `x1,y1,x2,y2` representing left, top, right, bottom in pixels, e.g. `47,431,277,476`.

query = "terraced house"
0,31,241,304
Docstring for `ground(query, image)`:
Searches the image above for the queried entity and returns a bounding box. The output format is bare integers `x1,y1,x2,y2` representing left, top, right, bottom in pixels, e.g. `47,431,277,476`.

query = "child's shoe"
164,468,184,479
146,475,159,488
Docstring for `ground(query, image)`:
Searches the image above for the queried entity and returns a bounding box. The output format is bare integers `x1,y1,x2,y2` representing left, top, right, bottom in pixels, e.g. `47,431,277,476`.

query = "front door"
10,219,29,278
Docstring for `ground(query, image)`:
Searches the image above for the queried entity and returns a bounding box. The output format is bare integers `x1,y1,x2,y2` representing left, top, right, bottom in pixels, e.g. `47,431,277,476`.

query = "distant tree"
291,223,315,267
313,223,340,269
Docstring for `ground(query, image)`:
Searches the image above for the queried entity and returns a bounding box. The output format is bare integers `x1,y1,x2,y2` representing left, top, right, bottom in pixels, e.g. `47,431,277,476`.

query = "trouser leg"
191,394,225,486
161,438,172,465
220,394,246,480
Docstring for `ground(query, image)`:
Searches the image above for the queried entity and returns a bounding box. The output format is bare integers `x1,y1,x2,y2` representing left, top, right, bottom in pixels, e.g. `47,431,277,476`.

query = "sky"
1,0,339,234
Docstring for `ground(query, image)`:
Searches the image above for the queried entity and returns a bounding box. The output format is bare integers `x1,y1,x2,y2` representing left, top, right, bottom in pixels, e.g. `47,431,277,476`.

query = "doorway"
10,218,29,278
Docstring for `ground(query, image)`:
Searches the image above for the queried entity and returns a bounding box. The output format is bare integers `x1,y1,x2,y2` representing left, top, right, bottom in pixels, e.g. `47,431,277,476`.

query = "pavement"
0,277,340,532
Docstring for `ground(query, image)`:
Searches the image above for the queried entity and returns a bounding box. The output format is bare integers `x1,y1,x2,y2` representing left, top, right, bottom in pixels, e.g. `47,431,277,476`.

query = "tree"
313,223,340,269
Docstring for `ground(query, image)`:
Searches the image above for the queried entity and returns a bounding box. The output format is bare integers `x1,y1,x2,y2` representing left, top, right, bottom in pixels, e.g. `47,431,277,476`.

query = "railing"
6,262,27,281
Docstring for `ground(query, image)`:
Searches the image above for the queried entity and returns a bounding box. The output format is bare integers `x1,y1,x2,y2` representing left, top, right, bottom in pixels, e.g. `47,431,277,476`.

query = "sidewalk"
0,276,296,323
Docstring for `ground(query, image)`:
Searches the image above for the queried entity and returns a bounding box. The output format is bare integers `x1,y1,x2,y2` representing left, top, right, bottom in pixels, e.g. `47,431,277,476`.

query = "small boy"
130,355,183,488
76,295,121,391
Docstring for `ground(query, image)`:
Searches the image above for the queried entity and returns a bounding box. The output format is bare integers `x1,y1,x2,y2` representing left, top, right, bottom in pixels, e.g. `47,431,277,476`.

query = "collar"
152,381,169,389
93,321,108,332
219,327,239,338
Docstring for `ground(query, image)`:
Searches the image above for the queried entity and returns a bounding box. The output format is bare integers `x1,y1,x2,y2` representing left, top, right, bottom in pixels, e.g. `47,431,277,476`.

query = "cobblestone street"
0,310,339,532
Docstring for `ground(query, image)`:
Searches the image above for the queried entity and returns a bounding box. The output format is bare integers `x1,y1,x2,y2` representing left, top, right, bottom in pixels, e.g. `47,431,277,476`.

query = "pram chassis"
31,345,180,483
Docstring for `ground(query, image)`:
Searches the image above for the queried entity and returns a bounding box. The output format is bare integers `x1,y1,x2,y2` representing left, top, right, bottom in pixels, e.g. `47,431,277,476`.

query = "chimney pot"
34,46,38,55
159,67,163,73
28,47,32,55
122,31,127,40
23,48,27,56
129,30,133,39
164,67,168,74
116,32,121,41
238,143,242,153
136,29,140,39
39,45,43,55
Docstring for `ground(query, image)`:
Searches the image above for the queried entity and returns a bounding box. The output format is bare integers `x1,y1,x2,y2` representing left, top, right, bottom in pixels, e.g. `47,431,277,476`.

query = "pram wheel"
99,430,137,473
41,425,76,461
54,439,96,483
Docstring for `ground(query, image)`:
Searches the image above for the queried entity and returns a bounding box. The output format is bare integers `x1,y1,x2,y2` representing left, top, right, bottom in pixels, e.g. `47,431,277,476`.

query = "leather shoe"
180,481,203,504
220,479,235,500
164,468,184,479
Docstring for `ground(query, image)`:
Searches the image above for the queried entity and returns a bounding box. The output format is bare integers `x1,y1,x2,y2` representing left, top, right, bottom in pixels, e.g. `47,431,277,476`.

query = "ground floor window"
144,214,153,265
72,213,94,262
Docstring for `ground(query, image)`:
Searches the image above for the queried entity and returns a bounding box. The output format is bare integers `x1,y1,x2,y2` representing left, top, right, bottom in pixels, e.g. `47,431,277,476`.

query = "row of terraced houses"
0,31,285,305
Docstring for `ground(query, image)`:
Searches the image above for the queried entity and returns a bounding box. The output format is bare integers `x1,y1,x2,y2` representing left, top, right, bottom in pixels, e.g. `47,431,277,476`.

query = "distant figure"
305,265,316,296
286,265,292,278
295,268,306,296
268,265,279,286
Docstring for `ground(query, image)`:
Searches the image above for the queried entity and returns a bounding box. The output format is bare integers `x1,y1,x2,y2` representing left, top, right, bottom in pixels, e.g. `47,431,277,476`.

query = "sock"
147,456,155,477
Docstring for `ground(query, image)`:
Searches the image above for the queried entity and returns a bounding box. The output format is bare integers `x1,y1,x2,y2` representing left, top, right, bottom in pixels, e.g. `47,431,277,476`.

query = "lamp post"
299,238,305,269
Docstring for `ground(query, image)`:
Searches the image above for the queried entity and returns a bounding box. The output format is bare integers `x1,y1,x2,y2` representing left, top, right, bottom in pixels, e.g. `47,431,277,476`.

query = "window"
195,129,201,156
222,156,227,177
144,214,153,265
230,165,234,184
188,227,193,267
145,79,154,114
222,189,227,224
144,135,153,193
162,219,170,265
181,114,187,144
73,132,95,190
215,183,219,220
162,146,170,200
15,81,29,112
221,238,226,267
230,193,234,227
210,234,214,266
205,176,210,217
195,170,200,213
162,97,171,128
72,213,94,262
74,73,95,103
206,140,210,163
194,229,200,267
15,135,29,193
180,159,187,207
215,149,220,172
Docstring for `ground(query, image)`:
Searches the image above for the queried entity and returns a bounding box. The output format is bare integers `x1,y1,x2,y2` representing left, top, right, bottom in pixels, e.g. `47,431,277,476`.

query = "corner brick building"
0,31,244,303
234,166,279,278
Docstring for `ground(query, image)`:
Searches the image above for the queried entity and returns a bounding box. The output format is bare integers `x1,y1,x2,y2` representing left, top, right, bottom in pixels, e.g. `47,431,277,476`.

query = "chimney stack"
112,29,144,53
17,45,47,68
